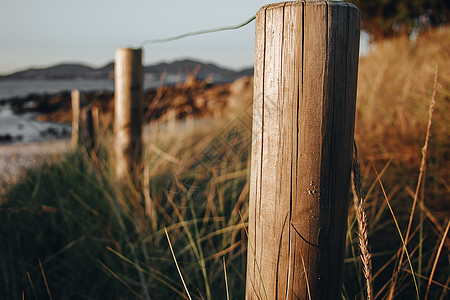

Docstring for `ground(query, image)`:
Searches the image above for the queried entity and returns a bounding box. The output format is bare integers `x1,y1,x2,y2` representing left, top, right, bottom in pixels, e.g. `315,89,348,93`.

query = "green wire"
139,15,256,47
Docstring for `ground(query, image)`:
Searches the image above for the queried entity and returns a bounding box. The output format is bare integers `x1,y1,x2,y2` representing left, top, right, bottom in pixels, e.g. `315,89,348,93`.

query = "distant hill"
0,60,253,83
143,59,253,82
2,64,98,80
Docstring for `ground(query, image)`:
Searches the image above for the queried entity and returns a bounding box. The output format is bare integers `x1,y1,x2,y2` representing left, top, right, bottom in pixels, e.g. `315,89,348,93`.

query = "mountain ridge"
0,59,254,83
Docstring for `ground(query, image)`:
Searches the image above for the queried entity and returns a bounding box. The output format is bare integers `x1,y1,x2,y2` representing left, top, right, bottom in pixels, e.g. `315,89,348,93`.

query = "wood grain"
71,90,80,149
246,1,360,299
114,48,143,184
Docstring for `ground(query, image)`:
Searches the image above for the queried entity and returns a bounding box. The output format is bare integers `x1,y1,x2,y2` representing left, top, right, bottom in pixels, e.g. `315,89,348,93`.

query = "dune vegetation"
1,27,449,299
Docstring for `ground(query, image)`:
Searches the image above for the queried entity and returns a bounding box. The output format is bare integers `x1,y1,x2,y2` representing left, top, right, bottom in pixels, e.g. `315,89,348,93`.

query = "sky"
0,0,277,75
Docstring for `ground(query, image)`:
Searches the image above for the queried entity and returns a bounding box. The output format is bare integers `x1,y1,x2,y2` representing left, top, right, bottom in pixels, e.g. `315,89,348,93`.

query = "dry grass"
1,26,449,299
352,144,373,300
356,27,450,164
347,26,450,300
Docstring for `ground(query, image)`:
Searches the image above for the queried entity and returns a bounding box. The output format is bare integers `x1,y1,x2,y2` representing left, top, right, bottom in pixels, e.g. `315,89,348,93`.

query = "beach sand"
0,139,70,199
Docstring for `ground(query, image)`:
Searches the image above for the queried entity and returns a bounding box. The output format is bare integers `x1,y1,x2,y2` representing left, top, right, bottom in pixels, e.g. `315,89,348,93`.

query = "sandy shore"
0,139,70,197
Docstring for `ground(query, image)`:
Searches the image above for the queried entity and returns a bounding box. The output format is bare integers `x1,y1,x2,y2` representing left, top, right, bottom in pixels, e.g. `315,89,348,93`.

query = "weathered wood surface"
246,1,360,299
71,90,81,149
114,48,143,184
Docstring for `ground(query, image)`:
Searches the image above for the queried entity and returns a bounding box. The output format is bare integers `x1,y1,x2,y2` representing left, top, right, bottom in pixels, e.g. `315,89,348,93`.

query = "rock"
5,76,254,128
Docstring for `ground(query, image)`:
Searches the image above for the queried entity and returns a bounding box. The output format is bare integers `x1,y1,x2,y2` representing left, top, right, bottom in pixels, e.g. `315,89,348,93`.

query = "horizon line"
0,57,254,77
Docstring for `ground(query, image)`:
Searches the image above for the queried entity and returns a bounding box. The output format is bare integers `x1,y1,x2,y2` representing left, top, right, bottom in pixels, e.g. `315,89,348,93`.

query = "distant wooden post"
114,48,143,184
92,106,100,149
86,106,100,154
80,107,88,146
71,90,81,149
246,2,360,300
71,90,89,149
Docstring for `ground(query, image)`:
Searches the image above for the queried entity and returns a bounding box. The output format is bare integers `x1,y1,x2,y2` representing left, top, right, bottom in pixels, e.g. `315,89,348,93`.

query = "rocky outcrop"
4,76,254,125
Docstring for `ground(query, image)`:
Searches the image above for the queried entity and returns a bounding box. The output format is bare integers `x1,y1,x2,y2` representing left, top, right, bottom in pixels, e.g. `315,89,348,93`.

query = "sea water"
0,104,71,144
0,78,160,144
0,78,162,101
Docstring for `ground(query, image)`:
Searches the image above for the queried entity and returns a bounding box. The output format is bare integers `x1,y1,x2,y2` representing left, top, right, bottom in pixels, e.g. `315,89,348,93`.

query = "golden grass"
352,145,373,300
355,26,450,164
349,26,450,300
1,26,449,300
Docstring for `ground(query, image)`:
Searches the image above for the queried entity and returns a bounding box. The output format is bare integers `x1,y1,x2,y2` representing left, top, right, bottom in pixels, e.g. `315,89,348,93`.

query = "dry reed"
388,66,439,300
352,143,373,300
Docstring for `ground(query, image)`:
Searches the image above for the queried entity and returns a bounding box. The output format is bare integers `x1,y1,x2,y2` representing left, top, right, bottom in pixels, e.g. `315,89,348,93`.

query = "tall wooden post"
71,90,81,149
246,2,360,299
114,48,143,184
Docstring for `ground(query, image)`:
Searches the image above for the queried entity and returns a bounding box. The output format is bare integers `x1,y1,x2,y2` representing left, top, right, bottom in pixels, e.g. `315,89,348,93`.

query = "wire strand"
139,15,256,47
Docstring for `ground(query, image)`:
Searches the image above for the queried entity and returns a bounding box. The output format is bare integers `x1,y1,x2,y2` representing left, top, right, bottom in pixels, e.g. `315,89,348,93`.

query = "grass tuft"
1,26,449,299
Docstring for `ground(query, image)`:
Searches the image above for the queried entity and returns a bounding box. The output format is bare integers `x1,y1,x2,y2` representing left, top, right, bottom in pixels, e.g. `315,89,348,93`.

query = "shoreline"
0,75,254,196
0,101,71,144
0,139,71,198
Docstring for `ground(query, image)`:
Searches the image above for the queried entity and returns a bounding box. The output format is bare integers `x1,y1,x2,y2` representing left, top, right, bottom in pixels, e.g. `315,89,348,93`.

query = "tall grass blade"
97,259,144,299
402,269,450,290
390,66,438,298
188,202,211,300
375,169,420,300
26,272,37,300
165,227,193,300
223,257,230,300
197,288,206,300
439,276,450,300
106,247,192,299
38,258,52,300
424,220,450,300
103,191,152,300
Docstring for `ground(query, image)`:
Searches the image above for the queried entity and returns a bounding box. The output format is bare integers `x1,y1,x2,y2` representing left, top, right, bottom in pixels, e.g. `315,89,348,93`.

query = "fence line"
69,2,361,298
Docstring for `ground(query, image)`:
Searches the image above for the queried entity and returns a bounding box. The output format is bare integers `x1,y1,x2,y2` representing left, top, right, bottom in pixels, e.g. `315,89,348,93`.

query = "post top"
116,47,143,54
258,1,359,13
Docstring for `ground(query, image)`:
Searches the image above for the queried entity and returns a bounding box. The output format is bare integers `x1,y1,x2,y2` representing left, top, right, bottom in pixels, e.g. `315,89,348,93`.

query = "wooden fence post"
71,90,81,149
71,90,89,149
86,106,99,155
114,48,143,184
246,2,360,299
